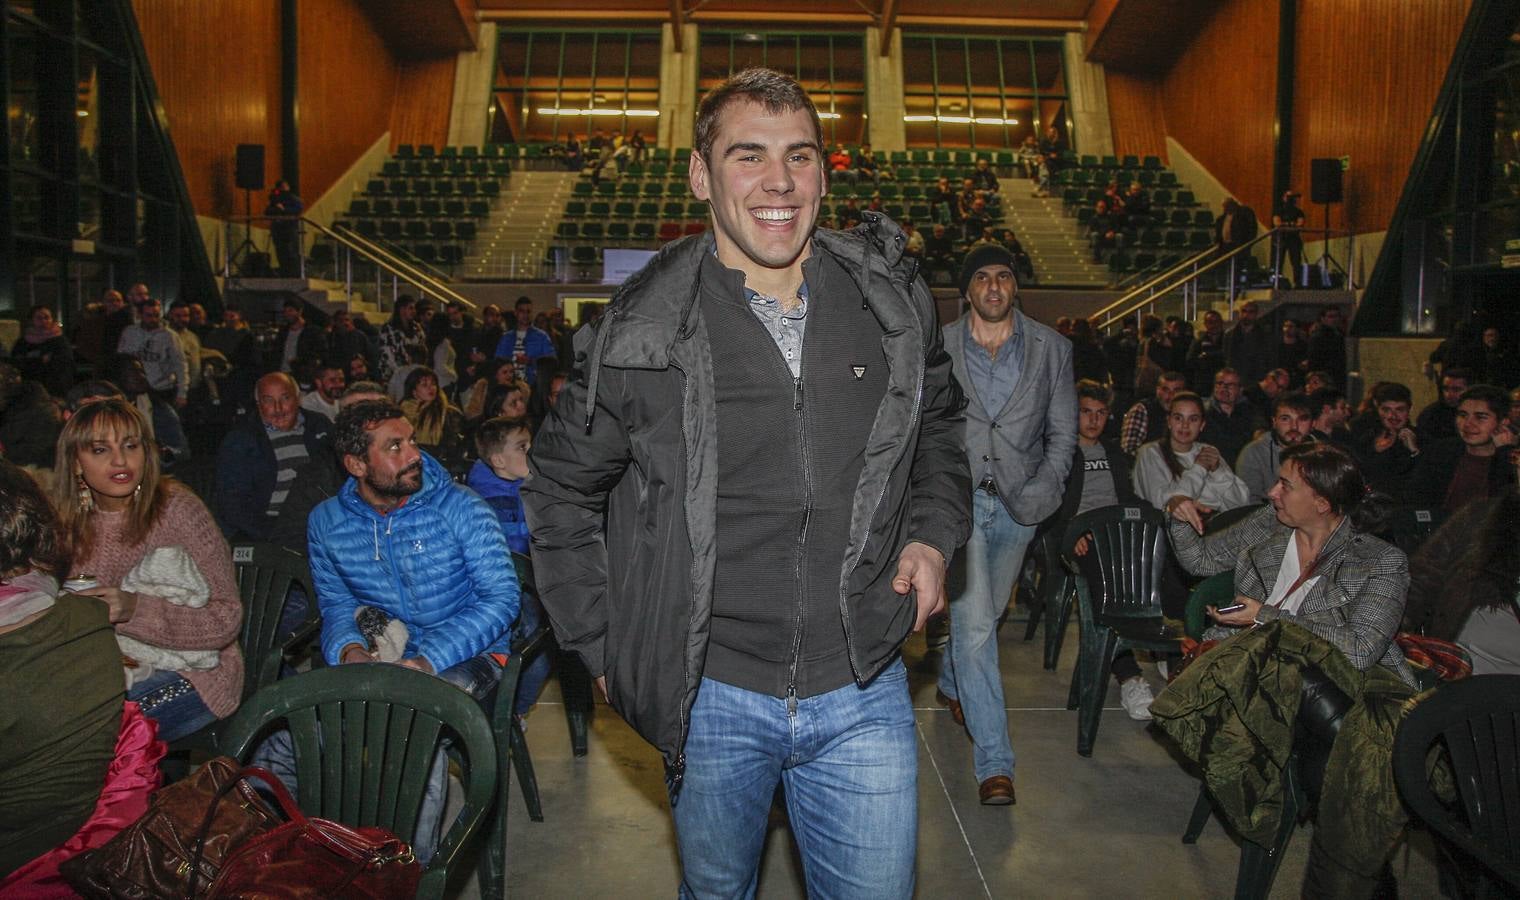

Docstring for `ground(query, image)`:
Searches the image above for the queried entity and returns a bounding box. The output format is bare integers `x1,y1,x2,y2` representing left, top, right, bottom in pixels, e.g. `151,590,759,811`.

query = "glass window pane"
9,24,42,165
12,173,44,234
1033,41,1065,95
1001,39,1035,93
78,46,101,183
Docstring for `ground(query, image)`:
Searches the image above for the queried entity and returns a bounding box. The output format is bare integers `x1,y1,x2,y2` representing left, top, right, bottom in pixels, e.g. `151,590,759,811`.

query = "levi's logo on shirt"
1083,457,1112,474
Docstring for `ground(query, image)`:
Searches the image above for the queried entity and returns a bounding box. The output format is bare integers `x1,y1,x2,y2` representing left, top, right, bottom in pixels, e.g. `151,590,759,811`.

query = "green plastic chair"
218,665,497,900
171,544,321,758
1060,506,1184,757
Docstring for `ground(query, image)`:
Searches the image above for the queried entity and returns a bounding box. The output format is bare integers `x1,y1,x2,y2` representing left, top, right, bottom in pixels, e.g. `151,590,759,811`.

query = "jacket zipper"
789,372,811,716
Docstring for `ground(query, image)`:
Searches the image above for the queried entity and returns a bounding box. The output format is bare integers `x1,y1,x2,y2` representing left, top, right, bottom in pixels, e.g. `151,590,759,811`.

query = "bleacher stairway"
467,170,580,280
996,192,1110,287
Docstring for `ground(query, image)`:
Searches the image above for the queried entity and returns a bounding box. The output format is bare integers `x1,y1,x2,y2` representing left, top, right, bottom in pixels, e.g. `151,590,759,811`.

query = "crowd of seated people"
3,263,1519,894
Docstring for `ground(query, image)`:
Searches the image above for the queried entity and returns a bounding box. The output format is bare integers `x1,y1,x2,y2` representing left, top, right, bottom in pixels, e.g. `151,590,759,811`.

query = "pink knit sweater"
73,485,244,718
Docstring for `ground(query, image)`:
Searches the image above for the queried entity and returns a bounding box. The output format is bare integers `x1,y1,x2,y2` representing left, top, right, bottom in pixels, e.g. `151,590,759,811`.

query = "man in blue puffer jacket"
299,399,519,864
308,399,519,681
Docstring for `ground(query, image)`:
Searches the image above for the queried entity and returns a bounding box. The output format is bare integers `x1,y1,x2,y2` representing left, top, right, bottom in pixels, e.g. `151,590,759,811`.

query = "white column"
448,22,497,148
658,23,700,151
865,27,906,153
1062,31,1113,158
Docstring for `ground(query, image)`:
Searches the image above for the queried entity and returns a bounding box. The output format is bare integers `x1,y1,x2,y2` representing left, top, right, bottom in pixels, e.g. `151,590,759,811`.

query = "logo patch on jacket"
413,540,424,553
851,365,867,380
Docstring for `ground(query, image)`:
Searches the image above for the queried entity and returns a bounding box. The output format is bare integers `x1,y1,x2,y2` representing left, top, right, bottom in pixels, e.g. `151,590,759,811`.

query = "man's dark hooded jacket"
524,214,971,790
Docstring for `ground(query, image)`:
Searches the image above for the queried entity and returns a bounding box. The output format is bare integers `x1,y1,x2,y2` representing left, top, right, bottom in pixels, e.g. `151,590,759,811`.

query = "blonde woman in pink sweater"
51,399,243,741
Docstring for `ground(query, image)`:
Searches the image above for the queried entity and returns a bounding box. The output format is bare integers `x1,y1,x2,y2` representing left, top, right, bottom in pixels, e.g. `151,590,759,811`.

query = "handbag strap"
187,766,306,900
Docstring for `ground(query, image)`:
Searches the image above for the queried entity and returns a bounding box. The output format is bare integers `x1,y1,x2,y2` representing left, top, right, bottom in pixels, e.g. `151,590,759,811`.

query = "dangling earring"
133,482,142,502
77,474,93,513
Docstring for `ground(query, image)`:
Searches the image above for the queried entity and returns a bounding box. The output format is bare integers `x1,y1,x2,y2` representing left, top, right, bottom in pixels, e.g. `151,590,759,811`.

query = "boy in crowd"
1050,380,1153,720
1410,385,1517,514
1235,392,1315,500
466,417,550,717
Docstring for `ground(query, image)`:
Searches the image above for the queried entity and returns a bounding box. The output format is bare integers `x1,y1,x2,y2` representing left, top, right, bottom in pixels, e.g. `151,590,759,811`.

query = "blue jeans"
673,661,917,900
250,654,503,865
937,489,1037,782
127,669,217,743
512,590,551,716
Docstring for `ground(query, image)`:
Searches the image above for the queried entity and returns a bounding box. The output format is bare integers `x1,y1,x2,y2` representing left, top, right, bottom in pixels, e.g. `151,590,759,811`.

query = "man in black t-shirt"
1272,189,1307,286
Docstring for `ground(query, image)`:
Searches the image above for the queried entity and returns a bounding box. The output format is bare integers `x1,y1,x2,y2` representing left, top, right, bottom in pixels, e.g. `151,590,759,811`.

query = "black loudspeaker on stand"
231,144,266,277
1307,157,1347,288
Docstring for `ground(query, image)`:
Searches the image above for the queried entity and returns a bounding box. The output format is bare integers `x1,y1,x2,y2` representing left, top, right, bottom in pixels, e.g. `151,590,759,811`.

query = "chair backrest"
1061,505,1170,621
218,664,498,880
1392,674,1520,891
231,543,319,701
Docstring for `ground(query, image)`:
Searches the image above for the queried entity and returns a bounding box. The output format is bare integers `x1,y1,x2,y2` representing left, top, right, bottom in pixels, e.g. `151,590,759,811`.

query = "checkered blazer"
1170,505,1416,686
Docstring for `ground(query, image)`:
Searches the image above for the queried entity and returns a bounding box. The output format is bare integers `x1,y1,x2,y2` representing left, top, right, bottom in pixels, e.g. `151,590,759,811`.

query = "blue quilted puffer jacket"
308,451,520,671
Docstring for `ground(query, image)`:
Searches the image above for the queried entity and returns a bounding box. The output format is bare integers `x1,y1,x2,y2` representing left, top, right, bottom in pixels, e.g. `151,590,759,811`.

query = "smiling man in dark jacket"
524,69,970,898
212,372,333,542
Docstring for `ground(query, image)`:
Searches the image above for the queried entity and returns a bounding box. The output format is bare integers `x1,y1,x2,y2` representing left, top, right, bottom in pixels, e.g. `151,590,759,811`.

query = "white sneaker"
1120,677,1154,721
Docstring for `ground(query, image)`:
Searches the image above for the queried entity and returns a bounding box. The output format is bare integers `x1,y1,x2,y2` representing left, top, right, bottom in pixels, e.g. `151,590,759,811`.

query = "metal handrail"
1089,226,1356,332
321,221,452,285
222,214,476,312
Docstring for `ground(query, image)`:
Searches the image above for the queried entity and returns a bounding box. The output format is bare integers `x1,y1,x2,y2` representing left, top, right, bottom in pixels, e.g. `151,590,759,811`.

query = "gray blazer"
944,309,1077,526
1169,505,1415,686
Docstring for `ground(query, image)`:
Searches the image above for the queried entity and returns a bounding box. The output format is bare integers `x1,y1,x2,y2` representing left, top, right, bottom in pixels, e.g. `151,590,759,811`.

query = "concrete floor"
448,613,1442,899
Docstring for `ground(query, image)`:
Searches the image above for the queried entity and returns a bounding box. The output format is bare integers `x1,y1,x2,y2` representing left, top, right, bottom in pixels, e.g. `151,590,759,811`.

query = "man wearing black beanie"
937,246,1075,805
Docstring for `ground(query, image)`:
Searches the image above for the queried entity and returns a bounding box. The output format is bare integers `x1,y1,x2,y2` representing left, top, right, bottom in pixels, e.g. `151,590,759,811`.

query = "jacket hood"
337,450,451,521
465,458,522,501
580,212,918,431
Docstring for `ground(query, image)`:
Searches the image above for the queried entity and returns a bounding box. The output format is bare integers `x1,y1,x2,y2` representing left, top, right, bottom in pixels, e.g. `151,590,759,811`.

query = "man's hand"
893,541,948,632
1398,428,1419,453
1195,445,1221,472
594,675,608,701
339,643,376,665
1073,534,1091,557
80,586,139,623
396,655,434,675
1165,496,1213,534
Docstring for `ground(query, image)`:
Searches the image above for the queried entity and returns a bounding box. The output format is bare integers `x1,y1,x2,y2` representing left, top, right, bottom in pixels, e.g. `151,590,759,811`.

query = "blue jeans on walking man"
937,489,1038,782
672,660,918,900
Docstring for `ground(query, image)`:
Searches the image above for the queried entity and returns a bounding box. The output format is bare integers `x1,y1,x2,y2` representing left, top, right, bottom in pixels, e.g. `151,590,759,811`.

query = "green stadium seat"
932,150,950,164
461,146,479,158
455,220,476,241
1159,172,1179,187
1107,251,1131,273
572,181,593,197
619,182,641,197
1194,210,1214,227
381,161,401,178
674,147,692,162
597,182,617,197
637,201,660,218
366,179,386,195
1101,155,1119,168
1151,189,1173,206
1121,155,1140,169
416,145,435,158
489,160,511,177
571,245,599,267
1190,230,1213,249
662,201,684,218
458,180,479,197
607,222,631,241
418,198,440,217
889,151,908,165
468,199,490,217
348,198,371,217
1176,190,1196,207
381,220,403,240
1165,230,1187,248
439,244,464,265
1170,210,1191,227
633,221,656,240
481,181,500,196
565,201,587,218
648,162,669,178
441,146,458,158
557,222,578,240
396,144,415,158
382,199,404,217
643,182,665,197
405,220,429,239
435,180,455,196
425,159,446,176
672,163,690,178
626,163,646,178
908,203,931,220
589,201,611,218
581,222,604,240
444,199,466,217
1075,207,1094,227
885,203,904,219
1137,170,1157,186
355,219,379,238
1140,228,1163,247
1133,252,1157,270
613,201,636,218
901,185,923,200
909,150,929,164
429,220,453,240
652,147,671,162
1143,155,1163,170
686,201,706,218
445,159,466,176
878,185,900,200
414,243,438,263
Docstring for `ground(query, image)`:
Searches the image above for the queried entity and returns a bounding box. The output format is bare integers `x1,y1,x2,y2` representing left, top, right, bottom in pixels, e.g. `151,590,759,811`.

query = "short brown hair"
0,461,61,576
693,68,823,163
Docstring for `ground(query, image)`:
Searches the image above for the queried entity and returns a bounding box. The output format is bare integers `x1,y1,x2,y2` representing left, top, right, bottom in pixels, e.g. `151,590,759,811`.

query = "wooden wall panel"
391,57,458,151
298,0,399,202
1106,70,1167,161
132,0,281,217
1160,0,1278,217
1291,0,1471,234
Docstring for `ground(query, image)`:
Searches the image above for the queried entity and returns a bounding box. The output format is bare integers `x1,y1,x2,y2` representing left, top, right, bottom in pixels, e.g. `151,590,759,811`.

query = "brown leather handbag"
60,756,282,899
190,767,421,899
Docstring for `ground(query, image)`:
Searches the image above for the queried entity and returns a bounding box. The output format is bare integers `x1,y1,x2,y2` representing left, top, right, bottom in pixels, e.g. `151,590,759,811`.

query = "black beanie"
959,245,1017,296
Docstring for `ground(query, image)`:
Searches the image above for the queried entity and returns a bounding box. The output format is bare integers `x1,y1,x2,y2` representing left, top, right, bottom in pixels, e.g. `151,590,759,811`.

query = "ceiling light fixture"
537,107,660,117
903,114,1019,126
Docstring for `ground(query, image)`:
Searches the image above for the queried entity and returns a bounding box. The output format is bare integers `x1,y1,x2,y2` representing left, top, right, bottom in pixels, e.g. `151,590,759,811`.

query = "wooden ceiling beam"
879,0,897,56
670,0,684,51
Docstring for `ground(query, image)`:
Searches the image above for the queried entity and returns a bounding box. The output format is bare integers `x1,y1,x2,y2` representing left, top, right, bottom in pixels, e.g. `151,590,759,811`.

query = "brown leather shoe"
935,689,965,727
979,775,1016,806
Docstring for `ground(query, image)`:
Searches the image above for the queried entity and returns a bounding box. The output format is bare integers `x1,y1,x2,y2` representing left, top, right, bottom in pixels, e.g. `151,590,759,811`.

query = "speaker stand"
1313,202,1349,289
228,188,260,278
